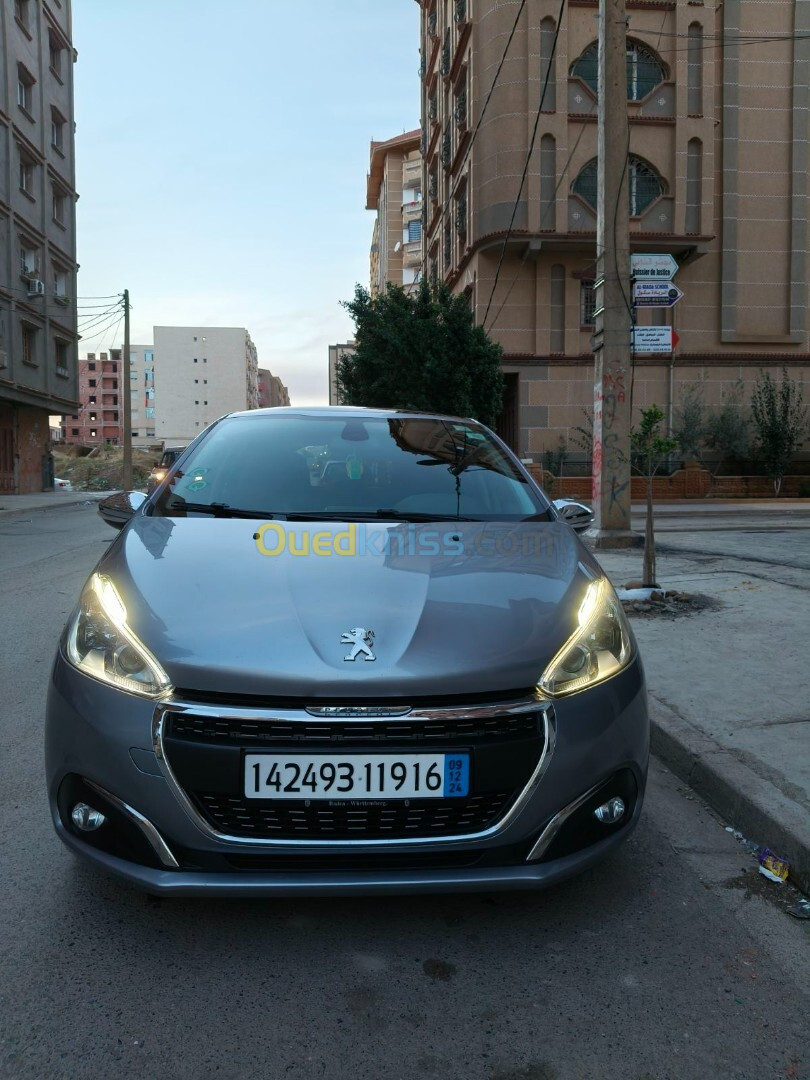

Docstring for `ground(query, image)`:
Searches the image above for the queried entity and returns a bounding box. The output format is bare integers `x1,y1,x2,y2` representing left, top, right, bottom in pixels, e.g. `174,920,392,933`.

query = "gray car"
46,407,648,896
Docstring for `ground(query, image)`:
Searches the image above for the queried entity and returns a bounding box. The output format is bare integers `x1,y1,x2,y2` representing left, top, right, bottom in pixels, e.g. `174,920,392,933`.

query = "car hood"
97,516,602,699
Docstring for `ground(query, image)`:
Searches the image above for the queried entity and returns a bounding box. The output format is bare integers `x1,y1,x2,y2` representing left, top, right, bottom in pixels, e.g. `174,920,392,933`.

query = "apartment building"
366,131,424,295
61,350,121,445
327,341,355,405
154,326,259,444
417,0,809,456
0,0,79,491
257,367,290,408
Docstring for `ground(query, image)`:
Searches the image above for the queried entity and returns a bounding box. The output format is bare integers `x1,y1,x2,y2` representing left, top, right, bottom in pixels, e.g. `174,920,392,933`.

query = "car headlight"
538,578,633,697
65,574,172,698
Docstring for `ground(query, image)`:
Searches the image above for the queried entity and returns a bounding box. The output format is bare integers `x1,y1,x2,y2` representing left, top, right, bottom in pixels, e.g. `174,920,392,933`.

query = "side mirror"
552,498,594,534
98,491,147,530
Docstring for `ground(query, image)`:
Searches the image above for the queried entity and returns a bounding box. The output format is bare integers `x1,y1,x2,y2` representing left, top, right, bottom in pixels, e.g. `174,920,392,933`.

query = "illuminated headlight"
66,574,172,698
152,468,167,483
538,578,633,697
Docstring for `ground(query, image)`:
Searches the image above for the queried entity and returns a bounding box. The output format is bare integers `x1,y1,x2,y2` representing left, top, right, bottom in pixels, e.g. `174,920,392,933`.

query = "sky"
72,0,420,404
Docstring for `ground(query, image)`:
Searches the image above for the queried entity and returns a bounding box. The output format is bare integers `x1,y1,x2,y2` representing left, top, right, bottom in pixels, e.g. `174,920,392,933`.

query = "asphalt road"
1,504,808,1080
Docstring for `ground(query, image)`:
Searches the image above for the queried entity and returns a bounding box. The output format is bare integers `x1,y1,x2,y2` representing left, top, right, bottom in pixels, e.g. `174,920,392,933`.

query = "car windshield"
151,413,550,521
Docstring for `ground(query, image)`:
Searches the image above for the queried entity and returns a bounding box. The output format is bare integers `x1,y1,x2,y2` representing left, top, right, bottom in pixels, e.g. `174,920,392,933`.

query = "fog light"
594,797,625,824
71,802,106,831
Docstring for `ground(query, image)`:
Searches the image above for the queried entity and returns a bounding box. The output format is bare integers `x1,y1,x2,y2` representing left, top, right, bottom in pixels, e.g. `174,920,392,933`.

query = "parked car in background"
146,446,186,493
48,407,647,897
54,478,73,492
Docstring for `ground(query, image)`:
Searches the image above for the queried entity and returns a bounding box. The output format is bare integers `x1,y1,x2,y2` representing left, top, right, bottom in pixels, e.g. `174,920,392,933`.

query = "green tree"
542,435,568,494
704,378,750,471
750,367,807,496
337,279,504,427
631,404,678,587
672,379,706,462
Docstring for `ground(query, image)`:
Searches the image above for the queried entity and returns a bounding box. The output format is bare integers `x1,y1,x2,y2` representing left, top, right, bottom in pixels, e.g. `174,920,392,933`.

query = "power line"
486,120,590,332
420,0,529,280
482,0,566,326
78,310,125,343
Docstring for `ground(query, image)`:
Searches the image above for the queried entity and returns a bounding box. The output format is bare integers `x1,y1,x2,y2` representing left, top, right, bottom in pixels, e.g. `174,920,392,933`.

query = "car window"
152,414,549,521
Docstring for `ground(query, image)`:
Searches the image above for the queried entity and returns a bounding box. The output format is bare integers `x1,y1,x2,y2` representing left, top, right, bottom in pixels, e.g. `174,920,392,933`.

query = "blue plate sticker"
444,754,470,797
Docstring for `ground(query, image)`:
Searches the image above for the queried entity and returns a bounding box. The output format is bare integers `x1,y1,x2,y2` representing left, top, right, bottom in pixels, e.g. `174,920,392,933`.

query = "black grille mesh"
195,791,514,840
167,711,540,745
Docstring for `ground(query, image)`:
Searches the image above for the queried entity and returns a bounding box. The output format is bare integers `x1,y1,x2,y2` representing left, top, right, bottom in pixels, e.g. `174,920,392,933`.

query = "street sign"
630,254,679,281
632,282,684,308
631,326,673,354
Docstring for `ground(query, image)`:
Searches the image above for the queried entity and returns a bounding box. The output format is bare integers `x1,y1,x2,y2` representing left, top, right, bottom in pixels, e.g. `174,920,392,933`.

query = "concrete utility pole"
122,289,132,490
590,0,634,545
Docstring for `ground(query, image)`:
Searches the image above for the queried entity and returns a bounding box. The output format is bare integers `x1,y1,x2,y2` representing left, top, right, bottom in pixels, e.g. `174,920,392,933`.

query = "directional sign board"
632,282,684,308
631,326,673,354
630,254,679,281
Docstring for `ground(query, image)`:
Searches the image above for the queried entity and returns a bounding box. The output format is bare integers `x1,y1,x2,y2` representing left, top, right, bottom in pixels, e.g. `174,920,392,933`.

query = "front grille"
195,791,514,840
167,710,540,746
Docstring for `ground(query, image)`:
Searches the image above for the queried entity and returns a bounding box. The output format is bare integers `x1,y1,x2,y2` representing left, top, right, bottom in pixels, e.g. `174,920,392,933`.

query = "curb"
649,695,810,895
0,495,108,520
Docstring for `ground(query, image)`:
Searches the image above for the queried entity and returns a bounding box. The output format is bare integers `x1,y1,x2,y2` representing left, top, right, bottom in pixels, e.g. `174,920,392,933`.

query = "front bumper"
46,654,649,895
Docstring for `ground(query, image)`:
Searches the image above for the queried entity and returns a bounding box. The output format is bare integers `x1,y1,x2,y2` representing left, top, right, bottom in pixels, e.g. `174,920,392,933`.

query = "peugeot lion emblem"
341,628,376,662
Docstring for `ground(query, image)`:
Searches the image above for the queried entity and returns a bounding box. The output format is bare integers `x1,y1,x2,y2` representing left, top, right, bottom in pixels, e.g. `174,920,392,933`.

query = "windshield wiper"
163,501,286,520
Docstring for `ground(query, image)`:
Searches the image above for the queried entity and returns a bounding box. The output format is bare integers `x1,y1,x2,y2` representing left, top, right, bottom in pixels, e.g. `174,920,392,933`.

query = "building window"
88,362,96,371
407,219,422,243
19,152,35,196
16,65,34,113
580,280,596,326
88,412,97,422
686,139,703,234
88,378,96,387
49,32,63,78
52,186,67,226
688,24,703,115
88,395,96,404
571,40,666,102
22,324,37,365
572,156,666,216
20,244,38,276
540,134,556,229
90,430,97,438
55,340,69,375
53,267,68,300
51,108,65,152
144,350,153,363
71,428,79,436
540,17,557,112
550,265,565,352
145,407,155,419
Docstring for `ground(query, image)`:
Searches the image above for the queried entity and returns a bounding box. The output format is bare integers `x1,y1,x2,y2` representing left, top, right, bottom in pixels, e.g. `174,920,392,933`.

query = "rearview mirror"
552,499,594,534
98,491,147,530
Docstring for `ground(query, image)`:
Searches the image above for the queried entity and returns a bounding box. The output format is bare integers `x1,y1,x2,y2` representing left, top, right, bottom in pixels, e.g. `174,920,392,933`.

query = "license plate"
244,753,470,801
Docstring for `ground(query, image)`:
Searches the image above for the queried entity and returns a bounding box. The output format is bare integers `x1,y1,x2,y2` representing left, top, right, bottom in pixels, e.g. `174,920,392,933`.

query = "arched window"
540,134,556,228
688,24,703,115
540,17,557,112
570,39,666,101
686,139,702,234
572,156,666,216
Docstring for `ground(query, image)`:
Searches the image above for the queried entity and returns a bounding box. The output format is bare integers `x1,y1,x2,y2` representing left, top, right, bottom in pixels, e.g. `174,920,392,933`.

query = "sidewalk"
0,490,115,517
595,542,810,894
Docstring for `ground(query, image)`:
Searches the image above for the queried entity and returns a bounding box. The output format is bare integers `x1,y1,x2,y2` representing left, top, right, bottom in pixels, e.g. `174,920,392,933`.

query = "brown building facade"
417,0,809,458
367,130,424,295
257,367,290,409
61,351,121,445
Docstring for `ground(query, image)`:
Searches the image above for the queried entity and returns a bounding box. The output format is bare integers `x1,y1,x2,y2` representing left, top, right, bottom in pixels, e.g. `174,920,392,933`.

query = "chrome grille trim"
152,697,555,848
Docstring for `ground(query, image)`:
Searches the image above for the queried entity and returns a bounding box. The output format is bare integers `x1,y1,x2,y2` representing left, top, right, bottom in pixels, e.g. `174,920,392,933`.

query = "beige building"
0,0,79,492
154,326,259,444
417,0,809,458
366,130,424,294
257,367,290,408
327,341,355,405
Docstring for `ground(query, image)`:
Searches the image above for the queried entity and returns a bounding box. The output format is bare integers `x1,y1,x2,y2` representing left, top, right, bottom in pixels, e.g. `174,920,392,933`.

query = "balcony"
403,241,423,267
402,199,423,219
